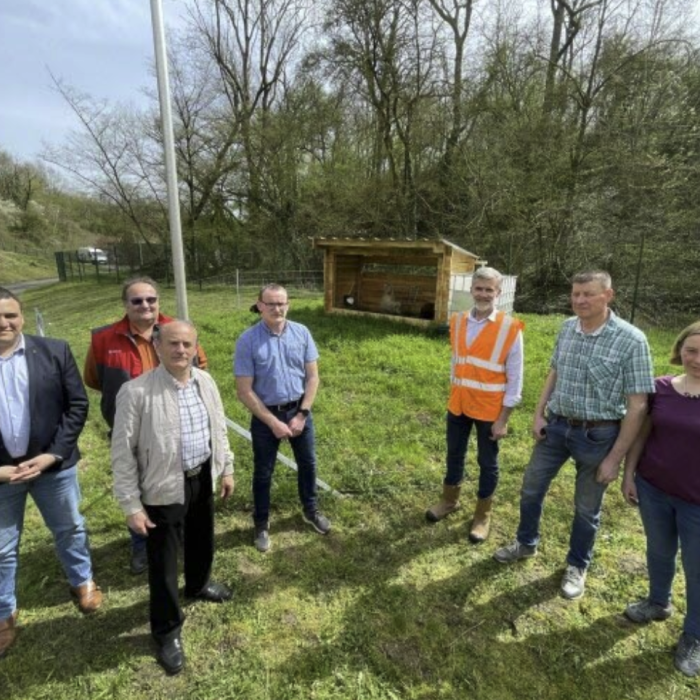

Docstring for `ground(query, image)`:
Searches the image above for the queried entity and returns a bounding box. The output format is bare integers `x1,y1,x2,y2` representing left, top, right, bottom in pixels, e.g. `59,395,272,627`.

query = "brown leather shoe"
70,580,103,614
0,611,18,658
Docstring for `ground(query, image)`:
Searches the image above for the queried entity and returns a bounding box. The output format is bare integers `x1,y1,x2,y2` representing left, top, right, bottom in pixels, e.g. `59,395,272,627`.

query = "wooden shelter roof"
312,237,481,260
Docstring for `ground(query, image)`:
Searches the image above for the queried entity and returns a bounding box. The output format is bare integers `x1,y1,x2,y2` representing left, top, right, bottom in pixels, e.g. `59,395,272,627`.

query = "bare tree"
426,0,475,170
42,75,168,247
189,0,311,233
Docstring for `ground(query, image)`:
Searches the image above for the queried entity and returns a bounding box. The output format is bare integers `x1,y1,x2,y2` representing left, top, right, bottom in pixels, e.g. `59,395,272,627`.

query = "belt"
266,398,302,412
553,414,621,429
184,460,209,479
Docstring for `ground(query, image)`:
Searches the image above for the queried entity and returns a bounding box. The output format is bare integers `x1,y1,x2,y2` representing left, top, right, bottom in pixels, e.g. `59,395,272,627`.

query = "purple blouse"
637,376,700,505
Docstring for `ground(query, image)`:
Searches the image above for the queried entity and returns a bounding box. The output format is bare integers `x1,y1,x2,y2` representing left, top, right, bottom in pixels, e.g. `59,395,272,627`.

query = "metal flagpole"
149,0,189,320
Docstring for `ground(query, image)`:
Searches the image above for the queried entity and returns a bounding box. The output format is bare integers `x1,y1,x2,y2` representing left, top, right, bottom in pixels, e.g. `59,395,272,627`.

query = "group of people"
0,267,698,679
0,278,329,674
426,268,699,678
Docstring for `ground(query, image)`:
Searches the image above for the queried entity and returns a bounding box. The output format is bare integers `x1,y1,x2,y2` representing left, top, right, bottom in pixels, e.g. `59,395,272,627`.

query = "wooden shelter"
312,237,485,326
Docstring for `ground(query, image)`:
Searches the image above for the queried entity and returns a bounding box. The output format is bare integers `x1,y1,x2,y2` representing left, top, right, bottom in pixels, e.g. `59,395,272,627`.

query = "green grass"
0,249,56,283
2,280,696,700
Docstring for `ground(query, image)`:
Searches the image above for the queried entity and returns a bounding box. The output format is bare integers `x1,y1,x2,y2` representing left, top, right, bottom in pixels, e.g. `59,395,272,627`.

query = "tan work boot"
468,496,493,543
0,611,18,658
70,580,103,614
426,484,462,522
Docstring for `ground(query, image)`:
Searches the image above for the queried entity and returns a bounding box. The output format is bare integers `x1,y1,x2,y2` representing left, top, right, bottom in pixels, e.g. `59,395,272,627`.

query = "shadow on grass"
0,599,152,698
14,534,155,611
8,491,689,699
270,555,672,699
207,504,679,699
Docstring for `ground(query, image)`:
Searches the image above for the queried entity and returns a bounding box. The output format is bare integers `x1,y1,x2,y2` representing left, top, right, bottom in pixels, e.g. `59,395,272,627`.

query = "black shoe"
130,548,148,575
185,581,233,603
157,636,184,675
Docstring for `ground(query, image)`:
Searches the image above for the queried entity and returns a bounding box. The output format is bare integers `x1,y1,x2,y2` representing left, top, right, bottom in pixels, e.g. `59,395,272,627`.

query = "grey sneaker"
675,633,700,677
254,523,271,553
302,511,331,535
561,565,586,600
493,539,537,564
624,598,673,623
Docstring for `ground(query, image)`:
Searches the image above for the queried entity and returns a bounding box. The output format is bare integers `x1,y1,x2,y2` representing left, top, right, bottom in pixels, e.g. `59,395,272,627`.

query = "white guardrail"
225,417,342,498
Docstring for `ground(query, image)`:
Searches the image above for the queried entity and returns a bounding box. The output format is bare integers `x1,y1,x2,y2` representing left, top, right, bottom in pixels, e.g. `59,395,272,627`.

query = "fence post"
34,308,46,337
54,252,66,282
113,244,120,282
236,269,240,309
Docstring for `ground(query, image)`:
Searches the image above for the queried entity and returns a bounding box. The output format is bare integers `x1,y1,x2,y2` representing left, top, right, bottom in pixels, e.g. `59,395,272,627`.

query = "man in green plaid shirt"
494,271,654,600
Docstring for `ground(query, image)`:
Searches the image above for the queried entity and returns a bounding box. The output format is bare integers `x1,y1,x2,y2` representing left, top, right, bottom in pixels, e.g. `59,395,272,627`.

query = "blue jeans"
251,409,318,525
445,411,500,499
129,527,147,552
0,466,94,619
636,475,700,639
516,415,619,569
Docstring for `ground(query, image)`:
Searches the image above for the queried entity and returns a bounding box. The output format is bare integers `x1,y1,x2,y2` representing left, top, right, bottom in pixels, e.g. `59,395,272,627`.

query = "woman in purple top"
621,321,700,678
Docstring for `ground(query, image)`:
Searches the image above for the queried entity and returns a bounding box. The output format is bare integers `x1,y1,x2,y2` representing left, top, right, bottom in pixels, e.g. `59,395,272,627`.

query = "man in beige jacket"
111,320,234,675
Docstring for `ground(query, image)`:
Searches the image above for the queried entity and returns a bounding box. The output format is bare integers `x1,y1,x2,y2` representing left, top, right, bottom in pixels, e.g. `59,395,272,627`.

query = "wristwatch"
298,408,310,418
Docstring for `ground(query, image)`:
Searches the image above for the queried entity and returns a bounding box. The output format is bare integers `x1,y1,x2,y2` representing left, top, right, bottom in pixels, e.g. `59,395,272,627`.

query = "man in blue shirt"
234,284,330,552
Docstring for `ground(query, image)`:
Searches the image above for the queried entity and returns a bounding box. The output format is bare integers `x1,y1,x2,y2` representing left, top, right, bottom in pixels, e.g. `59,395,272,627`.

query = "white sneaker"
561,565,586,600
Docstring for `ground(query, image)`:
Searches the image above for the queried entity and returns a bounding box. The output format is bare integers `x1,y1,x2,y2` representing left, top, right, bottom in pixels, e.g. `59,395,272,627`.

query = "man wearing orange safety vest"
426,267,524,543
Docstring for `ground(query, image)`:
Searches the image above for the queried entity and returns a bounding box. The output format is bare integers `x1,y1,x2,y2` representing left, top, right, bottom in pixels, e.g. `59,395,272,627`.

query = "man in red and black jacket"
84,276,207,574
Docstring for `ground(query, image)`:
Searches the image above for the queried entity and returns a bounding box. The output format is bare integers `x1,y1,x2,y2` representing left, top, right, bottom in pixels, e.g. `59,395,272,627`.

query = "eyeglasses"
129,296,158,306
260,301,288,309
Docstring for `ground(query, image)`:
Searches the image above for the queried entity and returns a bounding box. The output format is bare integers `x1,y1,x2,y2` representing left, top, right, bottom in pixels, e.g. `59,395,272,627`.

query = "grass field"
0,250,56,283
1,280,697,700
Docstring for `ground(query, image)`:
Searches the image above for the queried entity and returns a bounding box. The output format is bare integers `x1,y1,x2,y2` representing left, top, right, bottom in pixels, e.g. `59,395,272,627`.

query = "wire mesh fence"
54,243,324,295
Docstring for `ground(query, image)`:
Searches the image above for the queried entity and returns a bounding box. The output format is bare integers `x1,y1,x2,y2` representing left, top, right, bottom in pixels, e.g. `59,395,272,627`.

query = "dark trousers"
251,409,317,525
144,461,214,645
444,411,500,499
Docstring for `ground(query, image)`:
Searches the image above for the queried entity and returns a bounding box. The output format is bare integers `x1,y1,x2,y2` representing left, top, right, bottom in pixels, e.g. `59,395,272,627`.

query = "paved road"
6,278,59,294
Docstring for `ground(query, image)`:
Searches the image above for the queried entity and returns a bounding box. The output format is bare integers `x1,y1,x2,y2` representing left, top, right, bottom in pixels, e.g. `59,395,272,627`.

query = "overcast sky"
0,0,186,163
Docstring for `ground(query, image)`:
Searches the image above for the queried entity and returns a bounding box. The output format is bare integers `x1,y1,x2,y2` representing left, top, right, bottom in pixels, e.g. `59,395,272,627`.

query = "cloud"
0,0,187,160
0,0,152,46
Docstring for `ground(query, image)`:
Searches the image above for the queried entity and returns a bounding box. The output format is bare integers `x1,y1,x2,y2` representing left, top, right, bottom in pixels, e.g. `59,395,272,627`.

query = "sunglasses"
129,296,158,306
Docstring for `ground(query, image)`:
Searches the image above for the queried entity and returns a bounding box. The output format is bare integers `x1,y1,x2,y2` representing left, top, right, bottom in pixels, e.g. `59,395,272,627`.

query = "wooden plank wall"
433,249,451,323
332,255,362,308
450,258,477,274
359,272,437,318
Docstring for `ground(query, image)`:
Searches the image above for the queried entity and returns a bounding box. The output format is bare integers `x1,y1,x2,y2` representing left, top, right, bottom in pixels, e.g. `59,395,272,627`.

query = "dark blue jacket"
0,335,88,471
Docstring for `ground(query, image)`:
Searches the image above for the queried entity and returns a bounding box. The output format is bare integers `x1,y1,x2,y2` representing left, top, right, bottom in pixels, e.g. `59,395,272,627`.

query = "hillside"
0,249,56,283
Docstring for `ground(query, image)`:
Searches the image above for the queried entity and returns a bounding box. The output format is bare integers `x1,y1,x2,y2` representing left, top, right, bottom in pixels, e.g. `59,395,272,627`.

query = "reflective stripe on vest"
451,378,507,391
453,355,506,372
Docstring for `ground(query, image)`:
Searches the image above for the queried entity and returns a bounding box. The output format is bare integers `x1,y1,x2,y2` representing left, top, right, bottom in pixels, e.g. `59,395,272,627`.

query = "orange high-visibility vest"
448,310,524,422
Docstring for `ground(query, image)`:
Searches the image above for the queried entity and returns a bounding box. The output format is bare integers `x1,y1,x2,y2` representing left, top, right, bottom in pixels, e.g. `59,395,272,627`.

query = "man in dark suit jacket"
0,287,102,660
